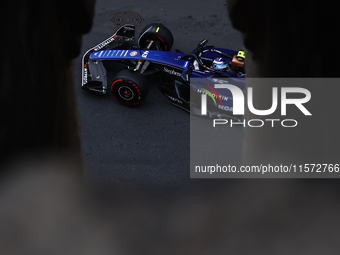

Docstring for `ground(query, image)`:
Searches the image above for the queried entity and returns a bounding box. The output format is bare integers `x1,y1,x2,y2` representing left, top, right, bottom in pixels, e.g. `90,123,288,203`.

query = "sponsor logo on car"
167,95,183,104
142,51,149,58
94,36,115,51
83,67,88,83
212,78,229,84
163,67,182,77
185,73,190,82
130,51,138,56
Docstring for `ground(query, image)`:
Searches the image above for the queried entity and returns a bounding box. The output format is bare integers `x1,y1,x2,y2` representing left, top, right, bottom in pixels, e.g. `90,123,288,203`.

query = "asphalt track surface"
76,0,244,193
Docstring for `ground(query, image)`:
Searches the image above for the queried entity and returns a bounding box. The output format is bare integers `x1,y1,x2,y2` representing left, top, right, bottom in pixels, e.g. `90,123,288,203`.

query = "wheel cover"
118,86,134,100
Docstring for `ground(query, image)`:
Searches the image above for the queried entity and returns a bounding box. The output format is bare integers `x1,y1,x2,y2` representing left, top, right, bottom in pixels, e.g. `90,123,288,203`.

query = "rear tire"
138,23,174,51
111,69,148,106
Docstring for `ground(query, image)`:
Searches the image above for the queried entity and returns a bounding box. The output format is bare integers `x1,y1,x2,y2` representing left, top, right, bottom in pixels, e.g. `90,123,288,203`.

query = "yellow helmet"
237,51,245,61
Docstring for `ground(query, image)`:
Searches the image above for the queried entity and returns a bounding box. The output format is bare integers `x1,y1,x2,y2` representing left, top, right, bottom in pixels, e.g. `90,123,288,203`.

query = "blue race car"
81,23,245,119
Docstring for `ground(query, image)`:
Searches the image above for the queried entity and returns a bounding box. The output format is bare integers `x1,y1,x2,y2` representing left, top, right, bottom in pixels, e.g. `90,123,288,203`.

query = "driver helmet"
236,50,245,61
212,57,228,70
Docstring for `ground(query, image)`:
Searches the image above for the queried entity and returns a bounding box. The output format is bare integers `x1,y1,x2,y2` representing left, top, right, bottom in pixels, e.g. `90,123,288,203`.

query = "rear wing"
81,24,135,94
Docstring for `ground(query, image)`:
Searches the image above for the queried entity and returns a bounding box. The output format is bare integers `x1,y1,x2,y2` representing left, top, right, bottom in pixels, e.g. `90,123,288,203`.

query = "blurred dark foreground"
2,161,340,255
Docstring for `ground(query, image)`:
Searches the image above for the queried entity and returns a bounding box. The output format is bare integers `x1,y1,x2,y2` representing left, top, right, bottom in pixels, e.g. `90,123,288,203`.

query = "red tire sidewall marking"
156,35,167,51
132,83,141,96
111,79,123,91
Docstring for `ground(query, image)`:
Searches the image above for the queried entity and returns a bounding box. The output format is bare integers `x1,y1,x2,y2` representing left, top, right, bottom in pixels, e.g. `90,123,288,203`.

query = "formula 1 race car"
81,23,245,119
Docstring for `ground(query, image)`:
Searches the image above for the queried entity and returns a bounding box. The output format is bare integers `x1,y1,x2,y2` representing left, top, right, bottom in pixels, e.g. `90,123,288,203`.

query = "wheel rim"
118,86,134,100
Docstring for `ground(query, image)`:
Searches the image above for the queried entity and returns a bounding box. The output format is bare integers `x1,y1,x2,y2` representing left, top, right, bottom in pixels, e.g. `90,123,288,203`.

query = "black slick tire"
111,69,148,106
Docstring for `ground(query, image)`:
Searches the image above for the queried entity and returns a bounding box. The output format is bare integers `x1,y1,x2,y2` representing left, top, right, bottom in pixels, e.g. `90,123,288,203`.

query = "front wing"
81,24,135,94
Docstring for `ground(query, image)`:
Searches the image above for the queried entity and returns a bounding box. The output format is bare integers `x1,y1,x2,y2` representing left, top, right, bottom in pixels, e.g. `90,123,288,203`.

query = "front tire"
111,69,148,106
